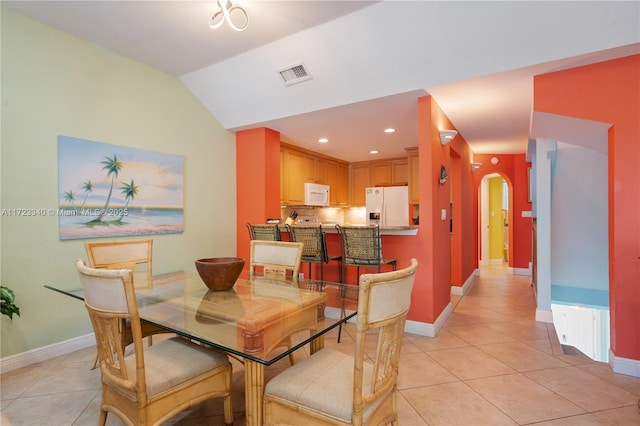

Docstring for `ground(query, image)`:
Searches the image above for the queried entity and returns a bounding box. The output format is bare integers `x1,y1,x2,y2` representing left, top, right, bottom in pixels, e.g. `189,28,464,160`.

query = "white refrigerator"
365,186,409,227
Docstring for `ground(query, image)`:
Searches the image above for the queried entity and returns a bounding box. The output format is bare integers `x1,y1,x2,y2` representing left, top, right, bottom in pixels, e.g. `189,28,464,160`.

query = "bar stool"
335,224,397,342
285,224,342,282
336,224,397,281
246,223,281,241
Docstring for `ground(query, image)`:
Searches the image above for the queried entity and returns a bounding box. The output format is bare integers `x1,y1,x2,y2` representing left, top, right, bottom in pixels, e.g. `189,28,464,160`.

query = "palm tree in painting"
64,190,78,213
79,180,93,209
91,154,123,222
118,179,138,221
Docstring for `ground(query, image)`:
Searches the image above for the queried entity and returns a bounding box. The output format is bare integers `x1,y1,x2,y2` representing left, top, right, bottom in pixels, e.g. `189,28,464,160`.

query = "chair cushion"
264,348,387,423
123,337,230,398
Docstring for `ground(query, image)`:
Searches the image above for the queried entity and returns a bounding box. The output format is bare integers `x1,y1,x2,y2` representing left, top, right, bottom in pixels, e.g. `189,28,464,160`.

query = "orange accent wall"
236,128,280,268
534,54,640,361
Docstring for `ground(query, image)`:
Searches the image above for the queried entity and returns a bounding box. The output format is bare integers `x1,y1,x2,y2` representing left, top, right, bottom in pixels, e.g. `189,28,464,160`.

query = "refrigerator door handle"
381,201,386,226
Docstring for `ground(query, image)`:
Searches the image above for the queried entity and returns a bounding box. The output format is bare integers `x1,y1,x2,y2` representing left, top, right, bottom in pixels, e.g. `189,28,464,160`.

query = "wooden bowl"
195,257,245,291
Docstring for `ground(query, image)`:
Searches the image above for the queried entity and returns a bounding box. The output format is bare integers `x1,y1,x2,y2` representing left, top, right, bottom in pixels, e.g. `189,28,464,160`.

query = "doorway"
479,174,509,266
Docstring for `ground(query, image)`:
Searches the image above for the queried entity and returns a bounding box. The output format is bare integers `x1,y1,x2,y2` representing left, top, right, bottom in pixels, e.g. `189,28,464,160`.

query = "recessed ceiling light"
384,128,395,133
318,138,328,143
369,150,378,155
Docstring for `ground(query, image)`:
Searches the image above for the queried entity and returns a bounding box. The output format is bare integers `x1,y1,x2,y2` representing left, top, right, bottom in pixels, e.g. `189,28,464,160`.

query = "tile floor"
2,265,639,425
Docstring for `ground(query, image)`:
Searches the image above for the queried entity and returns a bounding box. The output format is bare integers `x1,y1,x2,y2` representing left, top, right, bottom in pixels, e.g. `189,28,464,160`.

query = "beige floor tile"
526,366,640,411
21,361,101,397
427,346,516,380
477,341,570,372
466,373,585,424
523,412,608,425
576,362,640,395
396,352,458,389
445,323,516,345
590,404,640,424
405,329,470,351
1,390,97,425
0,365,53,400
523,338,554,355
484,318,550,341
441,310,482,327
402,381,518,425
396,391,428,425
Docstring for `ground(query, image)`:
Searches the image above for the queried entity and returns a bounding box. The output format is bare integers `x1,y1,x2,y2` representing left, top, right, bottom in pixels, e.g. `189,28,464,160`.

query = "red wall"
534,55,640,361
236,128,280,271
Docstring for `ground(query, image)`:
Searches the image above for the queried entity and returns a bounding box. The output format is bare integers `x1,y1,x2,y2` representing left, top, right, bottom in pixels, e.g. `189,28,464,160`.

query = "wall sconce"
471,163,482,171
491,156,500,165
439,130,458,145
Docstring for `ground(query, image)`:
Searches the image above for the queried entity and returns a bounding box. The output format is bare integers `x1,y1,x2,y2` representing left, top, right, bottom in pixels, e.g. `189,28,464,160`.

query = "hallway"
1,265,639,425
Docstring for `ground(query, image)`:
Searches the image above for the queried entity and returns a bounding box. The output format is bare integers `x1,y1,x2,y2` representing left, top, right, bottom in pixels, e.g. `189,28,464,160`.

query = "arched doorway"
479,173,510,266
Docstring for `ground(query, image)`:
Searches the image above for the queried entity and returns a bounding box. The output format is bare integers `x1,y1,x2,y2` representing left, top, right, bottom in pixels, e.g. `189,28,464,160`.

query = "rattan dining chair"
246,222,282,241
75,260,233,426
264,258,418,426
85,239,167,369
285,224,342,282
249,239,304,283
249,239,304,364
85,239,154,289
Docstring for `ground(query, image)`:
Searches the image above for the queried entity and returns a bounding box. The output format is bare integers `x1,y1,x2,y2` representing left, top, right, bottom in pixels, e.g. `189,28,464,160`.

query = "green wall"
0,9,236,357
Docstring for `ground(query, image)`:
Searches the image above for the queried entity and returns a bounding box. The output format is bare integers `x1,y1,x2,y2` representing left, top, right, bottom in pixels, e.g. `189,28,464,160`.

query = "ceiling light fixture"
209,0,248,32
369,150,379,155
471,163,482,171
384,128,395,133
318,138,328,143
439,130,458,145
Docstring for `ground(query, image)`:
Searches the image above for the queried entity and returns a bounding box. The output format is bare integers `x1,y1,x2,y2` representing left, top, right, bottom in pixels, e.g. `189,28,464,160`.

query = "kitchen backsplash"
280,206,366,226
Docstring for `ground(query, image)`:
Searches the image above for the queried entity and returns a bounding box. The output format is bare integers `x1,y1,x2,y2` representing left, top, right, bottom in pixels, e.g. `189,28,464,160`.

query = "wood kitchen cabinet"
350,163,372,206
406,147,419,204
283,148,306,205
326,161,349,206
350,158,409,206
371,163,392,186
280,143,348,206
392,160,408,185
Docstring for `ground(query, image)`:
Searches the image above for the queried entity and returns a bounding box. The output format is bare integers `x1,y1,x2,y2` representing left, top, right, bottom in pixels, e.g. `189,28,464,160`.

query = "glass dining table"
45,271,358,426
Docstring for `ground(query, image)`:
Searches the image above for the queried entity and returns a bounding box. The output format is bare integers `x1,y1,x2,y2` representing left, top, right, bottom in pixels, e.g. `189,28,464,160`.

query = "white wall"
550,143,608,290
1,9,236,357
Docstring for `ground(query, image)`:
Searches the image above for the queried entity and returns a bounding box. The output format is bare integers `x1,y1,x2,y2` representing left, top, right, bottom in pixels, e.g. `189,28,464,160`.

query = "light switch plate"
441,209,447,220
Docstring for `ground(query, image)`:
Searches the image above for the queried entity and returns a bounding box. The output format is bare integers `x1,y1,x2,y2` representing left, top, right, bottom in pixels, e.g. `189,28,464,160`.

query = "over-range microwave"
304,183,330,207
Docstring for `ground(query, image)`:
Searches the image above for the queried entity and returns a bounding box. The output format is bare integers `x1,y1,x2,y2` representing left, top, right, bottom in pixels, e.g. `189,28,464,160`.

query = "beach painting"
58,135,184,240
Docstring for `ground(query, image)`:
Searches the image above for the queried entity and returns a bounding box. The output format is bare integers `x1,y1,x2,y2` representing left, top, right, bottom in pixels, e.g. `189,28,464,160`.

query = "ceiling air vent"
278,62,312,86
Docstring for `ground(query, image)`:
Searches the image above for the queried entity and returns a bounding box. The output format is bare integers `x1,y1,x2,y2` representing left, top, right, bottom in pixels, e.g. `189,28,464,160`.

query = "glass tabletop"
45,271,358,365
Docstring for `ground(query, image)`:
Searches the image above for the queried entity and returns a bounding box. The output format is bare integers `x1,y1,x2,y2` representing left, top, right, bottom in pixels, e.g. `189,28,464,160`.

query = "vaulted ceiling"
4,1,639,162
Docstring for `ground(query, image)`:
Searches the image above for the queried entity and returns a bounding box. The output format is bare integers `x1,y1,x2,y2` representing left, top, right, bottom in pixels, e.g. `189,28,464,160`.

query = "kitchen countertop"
279,225,419,236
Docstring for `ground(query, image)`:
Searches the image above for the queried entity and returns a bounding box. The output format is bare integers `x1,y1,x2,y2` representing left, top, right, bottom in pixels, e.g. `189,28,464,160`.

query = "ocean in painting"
58,207,184,240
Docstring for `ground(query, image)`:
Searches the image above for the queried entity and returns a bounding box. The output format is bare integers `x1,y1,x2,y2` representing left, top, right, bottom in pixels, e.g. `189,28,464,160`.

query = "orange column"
236,128,281,269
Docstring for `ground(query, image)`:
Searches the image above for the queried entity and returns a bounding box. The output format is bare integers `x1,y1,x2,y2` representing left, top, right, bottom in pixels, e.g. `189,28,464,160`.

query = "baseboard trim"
451,269,478,296
1,333,95,373
405,302,453,338
609,349,640,378
536,308,554,323
513,267,532,276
